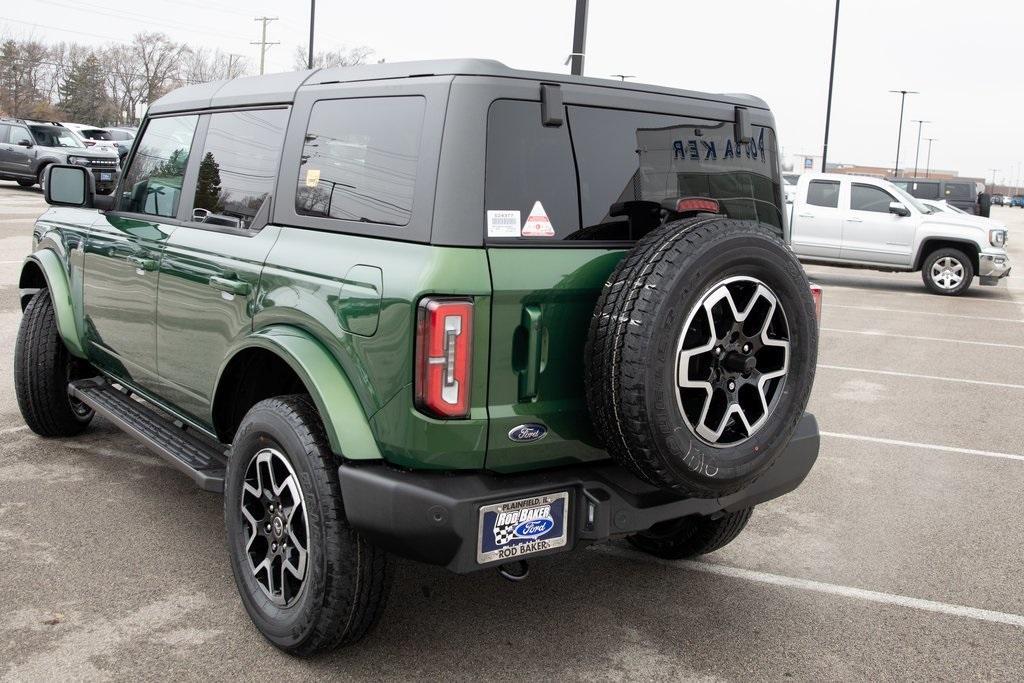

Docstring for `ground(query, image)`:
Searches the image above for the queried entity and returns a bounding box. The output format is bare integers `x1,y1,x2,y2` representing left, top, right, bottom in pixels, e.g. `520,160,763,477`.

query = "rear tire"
627,507,753,559
16,179,34,188
922,248,974,296
224,395,391,656
14,289,94,437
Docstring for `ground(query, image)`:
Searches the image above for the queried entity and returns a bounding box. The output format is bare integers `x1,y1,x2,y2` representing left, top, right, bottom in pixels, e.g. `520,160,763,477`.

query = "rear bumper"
339,413,820,574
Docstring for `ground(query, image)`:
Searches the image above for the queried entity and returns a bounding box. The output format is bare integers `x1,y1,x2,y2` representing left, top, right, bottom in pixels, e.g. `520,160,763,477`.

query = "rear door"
790,178,843,258
154,108,289,422
6,124,37,176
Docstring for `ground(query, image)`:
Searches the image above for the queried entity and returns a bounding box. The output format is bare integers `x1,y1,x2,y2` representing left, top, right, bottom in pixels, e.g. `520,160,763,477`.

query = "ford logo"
507,423,548,443
514,518,553,538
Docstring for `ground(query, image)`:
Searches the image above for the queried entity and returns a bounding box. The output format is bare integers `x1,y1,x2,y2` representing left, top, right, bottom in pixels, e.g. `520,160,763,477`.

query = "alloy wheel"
240,447,309,607
675,276,790,446
931,256,964,290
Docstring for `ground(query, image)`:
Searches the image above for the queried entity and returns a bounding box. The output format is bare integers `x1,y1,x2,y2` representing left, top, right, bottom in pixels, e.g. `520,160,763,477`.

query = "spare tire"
585,216,817,497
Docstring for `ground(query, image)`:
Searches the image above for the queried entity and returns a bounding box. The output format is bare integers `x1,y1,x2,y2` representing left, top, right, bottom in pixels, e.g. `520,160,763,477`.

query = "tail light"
415,297,473,418
675,197,720,213
809,283,823,322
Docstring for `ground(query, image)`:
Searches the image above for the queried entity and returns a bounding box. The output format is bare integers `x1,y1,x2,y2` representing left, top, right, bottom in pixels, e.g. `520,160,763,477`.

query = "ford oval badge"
507,423,548,443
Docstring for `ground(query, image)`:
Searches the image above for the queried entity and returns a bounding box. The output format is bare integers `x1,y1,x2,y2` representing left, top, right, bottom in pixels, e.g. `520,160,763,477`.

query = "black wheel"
37,165,48,193
585,217,818,497
627,508,753,559
16,179,35,188
922,248,974,296
224,395,391,656
14,289,94,437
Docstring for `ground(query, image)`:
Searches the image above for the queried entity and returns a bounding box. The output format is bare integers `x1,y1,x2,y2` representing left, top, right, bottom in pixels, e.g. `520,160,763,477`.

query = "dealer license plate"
477,491,569,564
99,173,112,181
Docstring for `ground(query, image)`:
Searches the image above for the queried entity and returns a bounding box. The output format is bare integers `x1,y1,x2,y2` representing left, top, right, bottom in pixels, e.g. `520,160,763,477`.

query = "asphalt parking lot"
1,181,1022,681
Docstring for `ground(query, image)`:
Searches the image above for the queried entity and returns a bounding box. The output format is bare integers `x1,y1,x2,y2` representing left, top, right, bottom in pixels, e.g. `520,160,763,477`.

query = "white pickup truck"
788,173,1011,295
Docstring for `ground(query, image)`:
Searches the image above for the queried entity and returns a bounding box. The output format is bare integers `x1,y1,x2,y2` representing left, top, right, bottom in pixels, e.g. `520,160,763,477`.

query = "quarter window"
806,180,840,208
850,184,896,213
296,96,425,227
191,109,288,230
119,115,198,218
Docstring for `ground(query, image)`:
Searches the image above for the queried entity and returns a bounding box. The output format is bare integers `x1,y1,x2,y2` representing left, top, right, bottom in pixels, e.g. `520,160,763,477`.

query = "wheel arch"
19,250,87,358
213,326,382,461
913,238,980,273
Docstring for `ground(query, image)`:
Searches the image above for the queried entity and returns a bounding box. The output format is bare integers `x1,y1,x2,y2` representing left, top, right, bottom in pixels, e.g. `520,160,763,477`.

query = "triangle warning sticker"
521,201,555,237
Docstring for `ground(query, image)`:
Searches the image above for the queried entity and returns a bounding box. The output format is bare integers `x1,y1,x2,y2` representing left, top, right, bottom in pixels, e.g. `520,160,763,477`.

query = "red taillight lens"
809,283,823,322
675,197,720,213
415,297,473,419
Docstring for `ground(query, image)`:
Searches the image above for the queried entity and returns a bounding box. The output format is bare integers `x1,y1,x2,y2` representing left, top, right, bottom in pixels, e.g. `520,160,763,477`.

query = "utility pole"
989,168,999,193
889,89,917,177
923,137,937,178
308,1,316,69
569,0,588,76
821,0,840,171
226,53,244,79
252,16,279,75
911,119,930,178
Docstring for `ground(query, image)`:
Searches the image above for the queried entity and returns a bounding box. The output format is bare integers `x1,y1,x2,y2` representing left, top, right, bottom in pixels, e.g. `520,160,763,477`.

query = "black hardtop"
147,58,769,115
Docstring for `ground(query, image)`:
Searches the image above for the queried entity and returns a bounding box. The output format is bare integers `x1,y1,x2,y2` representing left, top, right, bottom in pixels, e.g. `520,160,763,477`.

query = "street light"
911,119,930,178
923,137,938,178
889,89,918,177
821,0,841,171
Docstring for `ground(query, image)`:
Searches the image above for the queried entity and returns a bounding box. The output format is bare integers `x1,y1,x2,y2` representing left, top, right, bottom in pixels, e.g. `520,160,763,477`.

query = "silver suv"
0,119,120,193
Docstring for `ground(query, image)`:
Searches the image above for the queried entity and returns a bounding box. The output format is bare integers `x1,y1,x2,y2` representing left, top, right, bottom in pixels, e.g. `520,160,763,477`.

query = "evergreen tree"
194,152,224,212
58,54,115,123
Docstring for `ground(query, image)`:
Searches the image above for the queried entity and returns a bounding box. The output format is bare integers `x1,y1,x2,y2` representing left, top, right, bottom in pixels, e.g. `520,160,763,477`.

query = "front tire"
627,507,753,559
224,395,391,656
16,179,35,188
14,289,94,437
922,248,973,296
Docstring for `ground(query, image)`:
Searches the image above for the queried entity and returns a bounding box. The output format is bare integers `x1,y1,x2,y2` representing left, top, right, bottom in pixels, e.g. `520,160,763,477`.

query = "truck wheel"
17,179,34,188
627,507,753,559
224,395,391,656
14,289,94,437
922,248,974,296
585,217,818,497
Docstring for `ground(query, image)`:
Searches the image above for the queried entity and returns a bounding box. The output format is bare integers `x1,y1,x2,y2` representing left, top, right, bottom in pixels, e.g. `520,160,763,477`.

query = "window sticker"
305,168,321,187
521,201,555,237
487,209,521,237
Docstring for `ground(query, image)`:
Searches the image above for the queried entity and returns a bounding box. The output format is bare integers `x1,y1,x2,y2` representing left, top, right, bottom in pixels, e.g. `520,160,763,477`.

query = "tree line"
0,32,373,126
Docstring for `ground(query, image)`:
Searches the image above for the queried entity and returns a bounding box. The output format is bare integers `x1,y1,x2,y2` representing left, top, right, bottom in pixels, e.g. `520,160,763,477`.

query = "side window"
484,99,579,240
850,184,896,213
296,96,424,227
807,180,840,208
190,109,288,230
0,124,9,144
944,183,972,200
909,181,940,199
10,125,33,146
119,115,198,218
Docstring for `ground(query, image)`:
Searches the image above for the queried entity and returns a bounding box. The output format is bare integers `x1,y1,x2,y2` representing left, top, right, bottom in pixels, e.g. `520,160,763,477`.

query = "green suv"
15,60,820,655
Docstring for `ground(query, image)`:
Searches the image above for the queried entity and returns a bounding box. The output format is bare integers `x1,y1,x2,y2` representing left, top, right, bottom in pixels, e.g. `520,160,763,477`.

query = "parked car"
0,118,120,193
783,173,799,203
790,172,1011,295
104,126,137,162
1012,195,1024,207
14,60,821,655
61,122,121,156
889,177,988,215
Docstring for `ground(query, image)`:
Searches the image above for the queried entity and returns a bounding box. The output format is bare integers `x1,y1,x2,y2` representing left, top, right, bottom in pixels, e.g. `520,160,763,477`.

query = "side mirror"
16,139,33,148
888,201,910,217
44,164,116,211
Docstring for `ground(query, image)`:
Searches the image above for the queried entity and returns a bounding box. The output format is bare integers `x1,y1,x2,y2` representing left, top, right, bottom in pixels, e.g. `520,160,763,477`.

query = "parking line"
818,283,1024,307
595,545,1024,629
826,304,1023,324
0,425,28,436
818,364,1024,389
821,431,1024,463
821,327,1024,350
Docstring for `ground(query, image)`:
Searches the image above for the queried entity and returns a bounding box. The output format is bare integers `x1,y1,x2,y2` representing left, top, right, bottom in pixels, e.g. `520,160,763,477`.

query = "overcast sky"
4,0,1019,183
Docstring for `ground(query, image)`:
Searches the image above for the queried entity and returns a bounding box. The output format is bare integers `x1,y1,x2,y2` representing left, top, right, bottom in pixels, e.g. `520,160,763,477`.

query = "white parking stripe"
827,303,1024,324
821,327,1024,350
0,425,28,436
818,363,1024,389
594,545,1024,628
821,431,1024,463
817,283,1024,307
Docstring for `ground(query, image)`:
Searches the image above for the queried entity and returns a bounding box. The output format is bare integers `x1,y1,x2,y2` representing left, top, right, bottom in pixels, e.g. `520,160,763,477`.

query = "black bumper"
339,413,819,574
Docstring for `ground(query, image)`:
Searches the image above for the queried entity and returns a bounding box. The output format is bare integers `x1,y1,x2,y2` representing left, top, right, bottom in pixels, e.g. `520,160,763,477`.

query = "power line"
251,16,279,76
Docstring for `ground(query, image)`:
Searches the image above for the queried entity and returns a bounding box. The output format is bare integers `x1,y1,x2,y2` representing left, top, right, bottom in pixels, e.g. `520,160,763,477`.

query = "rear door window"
907,181,940,199
807,180,840,208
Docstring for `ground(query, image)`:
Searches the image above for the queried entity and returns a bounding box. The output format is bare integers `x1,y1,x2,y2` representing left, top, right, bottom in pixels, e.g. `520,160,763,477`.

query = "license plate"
477,491,569,564
99,173,112,181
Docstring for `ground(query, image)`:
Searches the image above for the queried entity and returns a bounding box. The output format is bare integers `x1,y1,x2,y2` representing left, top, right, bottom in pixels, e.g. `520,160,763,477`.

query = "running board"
69,378,227,492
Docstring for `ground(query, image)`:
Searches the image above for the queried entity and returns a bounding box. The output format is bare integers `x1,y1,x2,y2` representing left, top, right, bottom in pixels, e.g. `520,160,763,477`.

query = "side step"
69,378,227,492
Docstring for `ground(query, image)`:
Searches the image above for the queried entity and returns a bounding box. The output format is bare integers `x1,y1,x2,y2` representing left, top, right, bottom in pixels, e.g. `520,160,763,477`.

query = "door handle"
798,213,814,218
208,275,251,296
127,255,158,271
847,217,863,223
517,304,543,402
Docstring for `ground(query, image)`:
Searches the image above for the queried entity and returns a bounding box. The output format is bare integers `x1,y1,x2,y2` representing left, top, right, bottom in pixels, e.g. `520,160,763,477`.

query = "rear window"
81,129,113,141
807,180,839,208
944,182,973,200
906,181,940,200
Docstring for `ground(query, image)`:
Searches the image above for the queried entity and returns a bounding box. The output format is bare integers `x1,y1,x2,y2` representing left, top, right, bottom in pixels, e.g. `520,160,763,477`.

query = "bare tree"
183,47,250,85
0,38,54,118
131,32,187,105
102,43,146,124
292,45,373,70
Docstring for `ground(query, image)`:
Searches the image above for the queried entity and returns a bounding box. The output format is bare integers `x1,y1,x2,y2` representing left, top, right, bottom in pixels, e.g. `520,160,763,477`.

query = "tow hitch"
498,560,530,582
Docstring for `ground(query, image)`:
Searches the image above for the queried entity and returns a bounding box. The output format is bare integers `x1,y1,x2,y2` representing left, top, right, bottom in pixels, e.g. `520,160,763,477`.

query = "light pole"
307,0,316,70
911,119,930,178
569,0,588,76
821,0,841,171
889,90,918,177
923,137,937,178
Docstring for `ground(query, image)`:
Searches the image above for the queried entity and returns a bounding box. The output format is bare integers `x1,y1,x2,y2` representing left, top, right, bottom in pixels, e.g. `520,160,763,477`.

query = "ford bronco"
15,60,820,655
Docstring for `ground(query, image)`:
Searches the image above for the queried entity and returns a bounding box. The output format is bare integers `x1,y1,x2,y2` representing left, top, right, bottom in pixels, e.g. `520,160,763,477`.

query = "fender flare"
20,250,87,359
912,237,981,271
217,326,382,461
